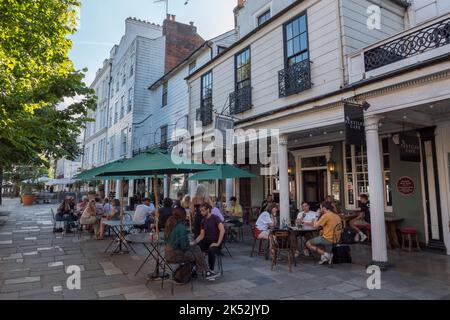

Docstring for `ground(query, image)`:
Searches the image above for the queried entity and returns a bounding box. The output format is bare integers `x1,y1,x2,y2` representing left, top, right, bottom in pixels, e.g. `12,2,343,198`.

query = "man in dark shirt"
192,203,225,280
349,194,370,242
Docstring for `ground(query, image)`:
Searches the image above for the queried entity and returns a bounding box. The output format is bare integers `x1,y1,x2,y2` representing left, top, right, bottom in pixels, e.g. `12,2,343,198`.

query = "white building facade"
187,0,450,264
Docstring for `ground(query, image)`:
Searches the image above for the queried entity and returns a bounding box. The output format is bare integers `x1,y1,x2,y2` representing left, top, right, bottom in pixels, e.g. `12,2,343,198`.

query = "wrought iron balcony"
278,59,312,98
364,17,450,72
196,100,213,126
229,85,252,115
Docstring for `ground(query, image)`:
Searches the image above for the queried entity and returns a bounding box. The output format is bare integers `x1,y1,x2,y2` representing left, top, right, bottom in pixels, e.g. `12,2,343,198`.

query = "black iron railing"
196,99,213,126
364,17,450,72
229,85,252,115
278,59,312,98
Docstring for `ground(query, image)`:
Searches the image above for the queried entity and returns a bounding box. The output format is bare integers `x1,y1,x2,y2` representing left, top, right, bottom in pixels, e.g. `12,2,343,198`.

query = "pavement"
1,198,449,300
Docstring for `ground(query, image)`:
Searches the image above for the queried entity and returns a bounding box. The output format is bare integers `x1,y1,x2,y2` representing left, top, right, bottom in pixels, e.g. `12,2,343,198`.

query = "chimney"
237,0,245,8
171,15,176,21
166,13,171,20
189,21,194,26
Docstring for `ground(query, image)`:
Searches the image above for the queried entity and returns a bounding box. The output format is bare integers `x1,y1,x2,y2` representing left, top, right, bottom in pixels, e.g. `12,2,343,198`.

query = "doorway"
302,170,327,210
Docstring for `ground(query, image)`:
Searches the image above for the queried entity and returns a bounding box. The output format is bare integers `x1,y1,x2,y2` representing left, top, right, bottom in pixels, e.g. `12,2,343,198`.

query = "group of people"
55,196,121,239
254,193,371,265
126,186,232,281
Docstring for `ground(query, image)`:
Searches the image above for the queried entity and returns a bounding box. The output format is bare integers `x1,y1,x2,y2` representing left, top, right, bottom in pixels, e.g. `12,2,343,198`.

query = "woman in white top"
102,198,113,216
255,204,278,240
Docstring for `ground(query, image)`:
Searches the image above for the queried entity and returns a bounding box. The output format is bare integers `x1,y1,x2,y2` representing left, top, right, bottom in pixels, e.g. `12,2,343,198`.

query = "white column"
278,134,290,228
115,180,121,200
145,178,150,197
163,176,169,199
226,179,234,206
128,179,134,206
225,152,234,206
365,115,389,268
189,179,198,199
105,180,110,198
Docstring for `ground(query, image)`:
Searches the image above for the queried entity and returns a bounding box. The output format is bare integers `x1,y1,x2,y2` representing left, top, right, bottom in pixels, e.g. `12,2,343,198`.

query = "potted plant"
21,184,36,206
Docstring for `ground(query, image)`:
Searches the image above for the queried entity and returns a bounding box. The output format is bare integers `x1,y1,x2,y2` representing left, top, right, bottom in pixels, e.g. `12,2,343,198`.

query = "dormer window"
257,10,271,26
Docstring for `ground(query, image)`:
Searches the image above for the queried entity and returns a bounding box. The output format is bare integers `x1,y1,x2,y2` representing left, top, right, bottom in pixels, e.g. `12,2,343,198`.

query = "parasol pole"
120,179,124,252
153,175,159,240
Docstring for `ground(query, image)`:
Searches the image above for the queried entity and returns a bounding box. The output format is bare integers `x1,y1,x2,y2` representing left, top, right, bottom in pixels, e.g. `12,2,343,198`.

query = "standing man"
191,203,225,281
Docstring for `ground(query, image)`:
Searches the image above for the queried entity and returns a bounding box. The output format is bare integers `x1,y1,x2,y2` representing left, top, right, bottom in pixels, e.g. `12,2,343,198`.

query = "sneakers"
205,270,220,281
354,234,360,242
294,250,300,258
319,253,333,265
359,233,368,243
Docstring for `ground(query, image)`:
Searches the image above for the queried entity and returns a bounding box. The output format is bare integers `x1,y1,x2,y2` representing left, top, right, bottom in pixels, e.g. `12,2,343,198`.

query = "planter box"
22,195,36,206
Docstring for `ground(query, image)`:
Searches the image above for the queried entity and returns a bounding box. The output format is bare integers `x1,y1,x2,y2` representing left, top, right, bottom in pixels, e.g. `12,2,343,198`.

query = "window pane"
300,15,307,33
293,36,300,55
293,19,300,37
286,22,293,40
300,33,308,51
287,40,294,57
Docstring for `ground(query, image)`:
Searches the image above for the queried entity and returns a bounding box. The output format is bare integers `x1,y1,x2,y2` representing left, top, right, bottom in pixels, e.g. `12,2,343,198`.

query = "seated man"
306,202,342,265
191,203,225,281
133,198,156,230
349,194,370,243
158,198,173,230
296,201,317,226
225,197,243,224
255,205,278,240
296,201,318,256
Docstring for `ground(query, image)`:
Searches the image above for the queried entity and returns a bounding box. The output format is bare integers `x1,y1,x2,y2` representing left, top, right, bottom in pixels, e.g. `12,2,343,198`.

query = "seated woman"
80,200,101,239
56,198,77,233
97,199,120,240
255,204,278,240
164,207,208,277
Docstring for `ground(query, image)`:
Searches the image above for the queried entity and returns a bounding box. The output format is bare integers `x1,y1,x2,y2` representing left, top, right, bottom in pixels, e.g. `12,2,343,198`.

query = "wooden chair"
250,225,269,260
270,230,295,272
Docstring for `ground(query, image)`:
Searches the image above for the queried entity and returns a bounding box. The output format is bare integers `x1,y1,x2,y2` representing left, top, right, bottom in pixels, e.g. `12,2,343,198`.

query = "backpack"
341,228,356,244
332,244,352,264
173,262,193,284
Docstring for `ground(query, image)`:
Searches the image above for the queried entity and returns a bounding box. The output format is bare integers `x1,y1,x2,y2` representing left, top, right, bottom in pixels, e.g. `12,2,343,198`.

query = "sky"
69,0,236,86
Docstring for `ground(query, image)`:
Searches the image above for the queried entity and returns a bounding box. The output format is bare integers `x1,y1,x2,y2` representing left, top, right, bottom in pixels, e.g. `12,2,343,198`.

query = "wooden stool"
400,228,420,252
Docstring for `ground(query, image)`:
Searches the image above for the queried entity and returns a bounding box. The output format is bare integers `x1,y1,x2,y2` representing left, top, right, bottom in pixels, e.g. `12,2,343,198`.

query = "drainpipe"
336,0,346,88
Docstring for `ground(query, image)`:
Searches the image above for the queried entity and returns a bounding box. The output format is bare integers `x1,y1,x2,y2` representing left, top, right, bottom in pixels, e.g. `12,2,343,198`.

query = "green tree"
0,0,96,204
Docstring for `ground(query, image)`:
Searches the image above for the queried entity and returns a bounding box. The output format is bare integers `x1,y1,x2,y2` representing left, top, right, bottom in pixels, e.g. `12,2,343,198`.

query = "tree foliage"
0,0,96,168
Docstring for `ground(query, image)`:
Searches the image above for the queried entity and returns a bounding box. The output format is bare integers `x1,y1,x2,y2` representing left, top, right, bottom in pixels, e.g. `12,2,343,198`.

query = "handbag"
332,244,352,264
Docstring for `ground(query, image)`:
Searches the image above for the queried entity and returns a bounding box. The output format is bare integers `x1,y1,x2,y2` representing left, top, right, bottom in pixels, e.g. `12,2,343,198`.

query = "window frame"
121,128,128,156
188,60,196,75
283,11,310,68
127,87,133,112
234,46,251,91
257,9,271,26
160,125,168,147
343,138,393,212
162,82,168,107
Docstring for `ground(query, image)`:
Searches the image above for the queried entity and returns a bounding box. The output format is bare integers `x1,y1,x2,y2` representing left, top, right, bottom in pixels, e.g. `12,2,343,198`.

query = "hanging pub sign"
344,104,365,146
397,176,415,196
399,133,421,162
215,115,234,150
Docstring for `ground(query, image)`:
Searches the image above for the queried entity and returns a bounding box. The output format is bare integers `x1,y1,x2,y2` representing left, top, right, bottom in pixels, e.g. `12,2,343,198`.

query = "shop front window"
344,138,392,211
